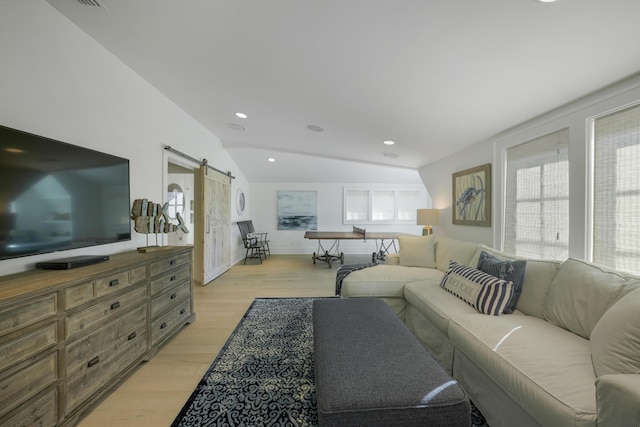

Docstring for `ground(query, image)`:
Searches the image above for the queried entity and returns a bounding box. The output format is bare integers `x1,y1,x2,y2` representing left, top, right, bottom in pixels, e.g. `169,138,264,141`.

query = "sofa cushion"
471,244,562,319
449,313,597,427
340,264,443,299
385,253,400,265
440,261,514,316
398,234,436,268
404,279,478,335
476,251,526,314
544,258,640,339
435,236,479,272
591,287,640,377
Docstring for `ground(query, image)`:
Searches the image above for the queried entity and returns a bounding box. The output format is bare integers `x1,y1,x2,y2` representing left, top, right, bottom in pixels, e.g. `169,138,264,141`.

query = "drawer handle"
109,279,120,287
170,275,177,281
180,308,186,315
128,331,137,341
87,356,100,368
111,301,121,310
160,322,167,330
171,293,177,300
170,260,176,265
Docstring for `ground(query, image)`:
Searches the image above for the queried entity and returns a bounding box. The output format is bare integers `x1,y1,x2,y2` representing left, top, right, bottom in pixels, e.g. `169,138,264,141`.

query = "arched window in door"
167,183,184,220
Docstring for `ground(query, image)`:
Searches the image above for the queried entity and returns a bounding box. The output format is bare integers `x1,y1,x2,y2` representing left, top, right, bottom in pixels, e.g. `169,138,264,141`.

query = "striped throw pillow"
440,261,514,316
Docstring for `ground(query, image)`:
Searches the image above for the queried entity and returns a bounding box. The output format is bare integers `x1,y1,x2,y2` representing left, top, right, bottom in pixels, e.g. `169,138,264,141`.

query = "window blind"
372,191,394,221
397,191,420,221
593,103,640,274
344,188,421,224
504,129,569,260
345,189,368,221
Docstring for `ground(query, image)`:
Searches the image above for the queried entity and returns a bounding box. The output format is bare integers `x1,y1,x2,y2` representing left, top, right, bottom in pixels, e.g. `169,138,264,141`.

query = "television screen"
0,125,131,260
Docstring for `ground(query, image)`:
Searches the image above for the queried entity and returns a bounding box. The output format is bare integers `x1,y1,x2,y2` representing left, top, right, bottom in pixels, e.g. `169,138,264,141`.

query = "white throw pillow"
434,236,479,272
398,235,436,268
543,258,640,339
591,287,640,377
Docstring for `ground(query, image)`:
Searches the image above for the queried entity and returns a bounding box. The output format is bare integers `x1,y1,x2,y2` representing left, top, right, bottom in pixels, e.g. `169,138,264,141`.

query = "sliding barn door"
194,166,231,285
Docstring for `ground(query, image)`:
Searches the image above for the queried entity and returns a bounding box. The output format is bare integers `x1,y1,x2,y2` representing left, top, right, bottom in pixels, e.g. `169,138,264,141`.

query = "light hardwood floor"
77,253,372,427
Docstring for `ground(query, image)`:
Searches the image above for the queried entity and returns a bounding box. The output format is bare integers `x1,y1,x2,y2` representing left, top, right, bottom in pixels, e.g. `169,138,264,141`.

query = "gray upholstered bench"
313,298,470,427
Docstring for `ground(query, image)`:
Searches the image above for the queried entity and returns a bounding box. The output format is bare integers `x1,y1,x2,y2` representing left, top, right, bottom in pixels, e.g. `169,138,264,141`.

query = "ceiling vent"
382,152,400,158
226,123,247,131
75,0,108,9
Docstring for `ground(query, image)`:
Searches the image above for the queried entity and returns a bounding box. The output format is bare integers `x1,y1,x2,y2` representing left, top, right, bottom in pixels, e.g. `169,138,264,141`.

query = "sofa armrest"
596,374,640,426
385,253,400,265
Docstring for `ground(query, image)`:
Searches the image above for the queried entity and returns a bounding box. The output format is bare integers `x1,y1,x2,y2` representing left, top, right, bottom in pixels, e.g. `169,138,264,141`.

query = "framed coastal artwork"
277,190,318,230
452,163,491,227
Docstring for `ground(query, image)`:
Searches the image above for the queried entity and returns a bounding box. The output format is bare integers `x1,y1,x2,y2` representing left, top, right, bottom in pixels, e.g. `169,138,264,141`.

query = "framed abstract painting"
277,190,318,230
452,163,491,227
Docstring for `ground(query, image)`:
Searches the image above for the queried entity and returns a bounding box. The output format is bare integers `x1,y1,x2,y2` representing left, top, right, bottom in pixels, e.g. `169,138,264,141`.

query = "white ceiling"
46,0,640,183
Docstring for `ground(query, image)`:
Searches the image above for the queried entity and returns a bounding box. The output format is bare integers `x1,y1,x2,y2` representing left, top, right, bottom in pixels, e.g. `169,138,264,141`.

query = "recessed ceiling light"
537,0,558,2
268,158,275,163
4,147,24,154
307,125,324,132
383,140,395,146
235,112,248,119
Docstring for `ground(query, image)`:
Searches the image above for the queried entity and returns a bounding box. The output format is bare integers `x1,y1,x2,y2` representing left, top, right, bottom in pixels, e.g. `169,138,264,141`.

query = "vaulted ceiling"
46,0,640,182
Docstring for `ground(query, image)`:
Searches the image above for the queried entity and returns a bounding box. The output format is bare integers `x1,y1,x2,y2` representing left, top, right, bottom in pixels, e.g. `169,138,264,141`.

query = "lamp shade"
417,209,440,226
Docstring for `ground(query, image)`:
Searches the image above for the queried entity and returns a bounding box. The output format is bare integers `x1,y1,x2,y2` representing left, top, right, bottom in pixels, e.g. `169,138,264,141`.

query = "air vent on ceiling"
75,0,108,9
382,152,400,158
226,123,247,131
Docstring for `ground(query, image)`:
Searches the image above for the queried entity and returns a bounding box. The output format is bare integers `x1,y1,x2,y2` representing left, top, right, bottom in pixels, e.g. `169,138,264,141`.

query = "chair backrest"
237,220,253,240
238,220,263,247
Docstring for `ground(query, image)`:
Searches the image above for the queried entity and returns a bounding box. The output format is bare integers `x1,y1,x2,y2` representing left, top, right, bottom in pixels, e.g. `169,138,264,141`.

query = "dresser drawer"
0,352,57,419
65,341,120,413
64,267,147,311
149,252,191,277
151,280,191,319
116,308,148,368
0,294,57,337
65,305,148,413
1,387,58,427
95,271,131,298
0,321,57,372
66,322,118,380
151,298,191,346
64,281,95,310
67,305,147,375
65,285,147,340
130,265,147,285
116,304,148,365
150,264,191,297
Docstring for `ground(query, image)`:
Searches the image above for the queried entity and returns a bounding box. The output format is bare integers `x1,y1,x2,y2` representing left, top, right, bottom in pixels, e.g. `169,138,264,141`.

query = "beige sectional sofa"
340,235,640,427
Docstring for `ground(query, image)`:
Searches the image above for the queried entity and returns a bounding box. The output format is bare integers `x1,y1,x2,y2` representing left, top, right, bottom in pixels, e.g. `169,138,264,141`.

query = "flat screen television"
0,124,131,260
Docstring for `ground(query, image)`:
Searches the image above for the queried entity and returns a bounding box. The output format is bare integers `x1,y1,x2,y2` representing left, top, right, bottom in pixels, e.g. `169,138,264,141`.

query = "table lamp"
417,209,439,235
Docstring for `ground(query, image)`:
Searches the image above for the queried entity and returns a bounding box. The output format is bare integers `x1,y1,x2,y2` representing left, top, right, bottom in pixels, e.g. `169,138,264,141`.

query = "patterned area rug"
171,297,489,426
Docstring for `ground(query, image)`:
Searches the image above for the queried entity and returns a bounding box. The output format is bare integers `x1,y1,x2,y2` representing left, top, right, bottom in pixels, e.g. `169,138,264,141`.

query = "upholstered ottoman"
313,298,470,427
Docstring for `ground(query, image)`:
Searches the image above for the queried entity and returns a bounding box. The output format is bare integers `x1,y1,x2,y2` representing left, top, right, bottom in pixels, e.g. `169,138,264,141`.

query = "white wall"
249,182,429,257
420,72,640,254
0,0,248,274
418,141,494,245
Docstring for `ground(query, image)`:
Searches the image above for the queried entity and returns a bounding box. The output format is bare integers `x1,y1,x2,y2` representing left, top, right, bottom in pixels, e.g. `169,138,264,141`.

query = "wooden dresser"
0,246,195,427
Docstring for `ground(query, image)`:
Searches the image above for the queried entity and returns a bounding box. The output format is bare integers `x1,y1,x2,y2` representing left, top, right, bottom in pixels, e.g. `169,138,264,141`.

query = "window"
167,183,185,220
344,188,421,224
503,129,569,260
592,103,640,274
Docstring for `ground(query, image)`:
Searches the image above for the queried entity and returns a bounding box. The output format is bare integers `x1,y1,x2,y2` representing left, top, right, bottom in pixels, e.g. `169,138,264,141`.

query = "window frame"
343,186,425,225
588,101,640,274
499,127,571,260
